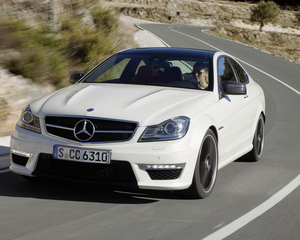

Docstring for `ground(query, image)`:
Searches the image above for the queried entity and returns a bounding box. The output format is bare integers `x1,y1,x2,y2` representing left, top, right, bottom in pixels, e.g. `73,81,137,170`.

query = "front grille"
45,116,138,143
12,153,29,166
33,153,137,185
146,169,182,180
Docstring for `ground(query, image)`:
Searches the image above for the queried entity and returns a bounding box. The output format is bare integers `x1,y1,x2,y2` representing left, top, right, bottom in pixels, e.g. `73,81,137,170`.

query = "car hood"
32,83,214,126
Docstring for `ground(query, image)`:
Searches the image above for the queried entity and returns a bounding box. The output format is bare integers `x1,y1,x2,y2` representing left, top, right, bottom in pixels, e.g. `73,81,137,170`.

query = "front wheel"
184,129,218,199
246,114,265,162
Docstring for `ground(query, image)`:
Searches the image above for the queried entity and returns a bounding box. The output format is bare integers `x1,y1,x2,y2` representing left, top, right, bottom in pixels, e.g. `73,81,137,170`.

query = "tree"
250,1,280,31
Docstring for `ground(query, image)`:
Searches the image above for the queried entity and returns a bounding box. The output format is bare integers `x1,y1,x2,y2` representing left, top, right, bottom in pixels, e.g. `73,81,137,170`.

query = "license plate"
53,145,111,164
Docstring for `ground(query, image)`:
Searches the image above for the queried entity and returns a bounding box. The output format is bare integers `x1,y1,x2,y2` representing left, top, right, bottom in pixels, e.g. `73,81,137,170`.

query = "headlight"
17,105,41,133
138,116,190,142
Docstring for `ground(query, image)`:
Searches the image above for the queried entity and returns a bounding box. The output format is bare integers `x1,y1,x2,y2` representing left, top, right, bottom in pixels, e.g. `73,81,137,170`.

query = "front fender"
189,114,217,151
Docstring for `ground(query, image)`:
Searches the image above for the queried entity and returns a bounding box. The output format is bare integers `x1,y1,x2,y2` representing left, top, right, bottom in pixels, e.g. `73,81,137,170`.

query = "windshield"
82,53,212,91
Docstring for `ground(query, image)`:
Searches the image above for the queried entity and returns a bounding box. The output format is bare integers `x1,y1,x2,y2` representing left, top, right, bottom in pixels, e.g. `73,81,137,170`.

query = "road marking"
136,24,171,47
169,26,300,96
261,50,272,54
203,174,300,240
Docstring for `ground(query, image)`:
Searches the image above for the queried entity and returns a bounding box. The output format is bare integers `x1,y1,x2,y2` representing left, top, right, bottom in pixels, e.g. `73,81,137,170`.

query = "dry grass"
209,26,300,64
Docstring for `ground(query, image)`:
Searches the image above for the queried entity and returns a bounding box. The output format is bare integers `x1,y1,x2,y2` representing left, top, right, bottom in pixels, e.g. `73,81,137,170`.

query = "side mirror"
69,72,84,84
223,81,246,95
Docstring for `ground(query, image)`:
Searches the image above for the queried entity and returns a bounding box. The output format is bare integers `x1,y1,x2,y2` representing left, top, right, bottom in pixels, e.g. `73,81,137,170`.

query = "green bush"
2,21,68,86
92,7,118,33
61,18,114,66
250,1,280,31
1,5,125,89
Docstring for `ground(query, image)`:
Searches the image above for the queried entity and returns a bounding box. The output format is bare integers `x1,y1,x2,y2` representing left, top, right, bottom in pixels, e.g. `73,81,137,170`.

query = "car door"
217,56,253,162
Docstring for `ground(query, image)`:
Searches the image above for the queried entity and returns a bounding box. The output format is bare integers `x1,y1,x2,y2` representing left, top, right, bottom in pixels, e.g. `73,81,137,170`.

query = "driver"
189,62,209,89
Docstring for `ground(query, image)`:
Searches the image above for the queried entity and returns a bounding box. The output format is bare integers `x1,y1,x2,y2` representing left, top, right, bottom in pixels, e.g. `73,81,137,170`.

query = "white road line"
203,174,300,240
169,26,300,96
261,50,272,54
136,24,171,47
169,26,224,52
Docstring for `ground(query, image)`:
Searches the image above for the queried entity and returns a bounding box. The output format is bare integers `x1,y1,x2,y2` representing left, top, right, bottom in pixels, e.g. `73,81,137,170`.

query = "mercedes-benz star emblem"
74,119,95,141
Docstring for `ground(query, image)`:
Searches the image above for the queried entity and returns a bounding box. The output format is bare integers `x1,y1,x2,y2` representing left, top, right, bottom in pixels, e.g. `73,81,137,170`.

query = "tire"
184,129,218,199
246,114,265,162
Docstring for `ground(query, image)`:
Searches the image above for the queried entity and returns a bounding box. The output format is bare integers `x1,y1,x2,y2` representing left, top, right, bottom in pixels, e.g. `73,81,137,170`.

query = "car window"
218,57,237,90
229,59,248,83
83,54,212,91
168,60,193,74
135,60,146,74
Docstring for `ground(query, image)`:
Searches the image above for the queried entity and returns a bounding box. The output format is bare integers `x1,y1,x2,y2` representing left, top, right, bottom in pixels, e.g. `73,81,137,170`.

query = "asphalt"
0,136,11,169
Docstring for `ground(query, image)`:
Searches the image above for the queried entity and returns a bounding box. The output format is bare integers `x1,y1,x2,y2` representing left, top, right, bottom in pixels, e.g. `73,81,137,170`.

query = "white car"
10,48,265,198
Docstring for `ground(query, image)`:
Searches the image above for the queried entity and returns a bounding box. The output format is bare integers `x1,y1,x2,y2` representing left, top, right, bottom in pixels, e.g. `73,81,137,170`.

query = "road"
1,23,300,240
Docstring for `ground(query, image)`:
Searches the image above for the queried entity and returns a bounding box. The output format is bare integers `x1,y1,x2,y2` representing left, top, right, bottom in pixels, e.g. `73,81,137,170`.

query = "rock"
47,0,62,31
75,9,96,29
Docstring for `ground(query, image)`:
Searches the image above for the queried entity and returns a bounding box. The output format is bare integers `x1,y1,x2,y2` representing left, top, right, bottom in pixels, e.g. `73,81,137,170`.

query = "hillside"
104,0,300,64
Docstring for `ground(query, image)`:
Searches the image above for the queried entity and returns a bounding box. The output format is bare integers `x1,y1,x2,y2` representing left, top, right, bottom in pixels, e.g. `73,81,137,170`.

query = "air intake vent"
146,169,182,180
34,153,137,185
12,153,29,166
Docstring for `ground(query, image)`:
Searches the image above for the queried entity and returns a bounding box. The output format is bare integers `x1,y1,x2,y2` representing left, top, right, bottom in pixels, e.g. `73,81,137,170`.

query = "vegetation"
211,26,300,64
1,4,127,89
1,21,67,87
250,1,280,31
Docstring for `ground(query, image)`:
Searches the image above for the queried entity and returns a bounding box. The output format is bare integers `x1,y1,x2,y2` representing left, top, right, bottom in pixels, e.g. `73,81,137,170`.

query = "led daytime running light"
11,149,33,158
139,163,185,170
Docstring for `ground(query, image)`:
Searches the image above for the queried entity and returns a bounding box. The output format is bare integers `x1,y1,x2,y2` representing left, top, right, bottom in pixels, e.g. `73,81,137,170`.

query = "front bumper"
10,125,199,190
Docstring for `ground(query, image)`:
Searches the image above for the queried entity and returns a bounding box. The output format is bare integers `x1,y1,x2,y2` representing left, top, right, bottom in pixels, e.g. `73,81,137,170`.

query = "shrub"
2,20,68,86
92,7,118,33
61,17,114,67
1,4,125,88
250,1,280,31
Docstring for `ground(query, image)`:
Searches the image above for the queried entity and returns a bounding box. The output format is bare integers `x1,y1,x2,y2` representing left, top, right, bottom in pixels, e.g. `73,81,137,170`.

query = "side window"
218,57,237,90
229,59,248,83
135,60,146,75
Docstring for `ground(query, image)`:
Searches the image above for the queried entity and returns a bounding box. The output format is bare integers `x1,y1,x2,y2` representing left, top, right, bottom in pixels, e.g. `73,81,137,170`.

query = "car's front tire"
246,114,265,162
184,129,218,199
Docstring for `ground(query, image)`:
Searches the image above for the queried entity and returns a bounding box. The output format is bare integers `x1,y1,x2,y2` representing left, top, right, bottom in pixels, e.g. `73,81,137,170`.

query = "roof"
120,47,216,59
